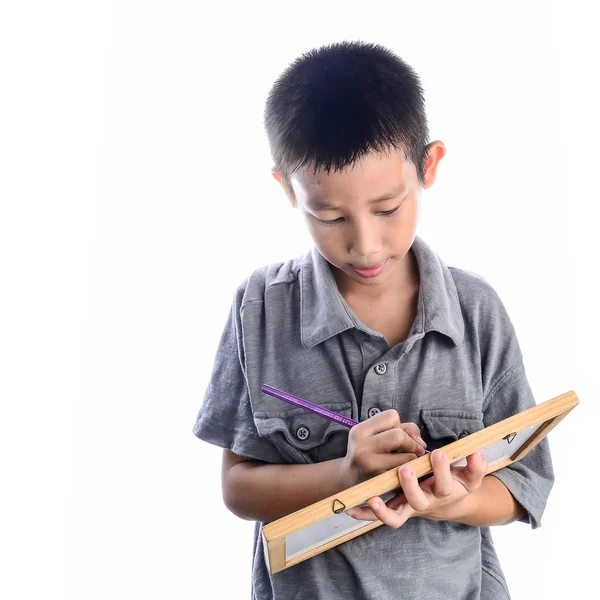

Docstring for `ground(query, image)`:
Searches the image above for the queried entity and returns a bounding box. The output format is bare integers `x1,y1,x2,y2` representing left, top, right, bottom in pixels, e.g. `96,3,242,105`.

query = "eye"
318,216,345,225
378,205,400,217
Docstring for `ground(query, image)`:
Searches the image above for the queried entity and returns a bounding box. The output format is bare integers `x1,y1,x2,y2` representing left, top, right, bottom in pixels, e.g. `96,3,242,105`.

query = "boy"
193,41,553,599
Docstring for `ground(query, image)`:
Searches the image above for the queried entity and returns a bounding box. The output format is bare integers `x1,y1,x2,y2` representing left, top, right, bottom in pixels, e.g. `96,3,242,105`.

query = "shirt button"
368,407,381,418
374,363,387,375
296,426,310,441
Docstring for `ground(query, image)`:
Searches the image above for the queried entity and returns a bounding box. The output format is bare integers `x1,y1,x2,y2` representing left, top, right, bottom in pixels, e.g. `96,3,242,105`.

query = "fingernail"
417,436,427,448
372,500,380,509
400,467,414,478
417,445,425,455
433,450,444,462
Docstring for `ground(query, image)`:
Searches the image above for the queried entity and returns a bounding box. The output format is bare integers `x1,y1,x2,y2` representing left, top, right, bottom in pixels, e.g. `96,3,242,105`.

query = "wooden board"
261,390,579,573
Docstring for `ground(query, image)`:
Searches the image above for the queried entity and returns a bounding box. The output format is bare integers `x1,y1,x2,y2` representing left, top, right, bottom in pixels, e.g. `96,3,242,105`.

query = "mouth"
349,260,388,279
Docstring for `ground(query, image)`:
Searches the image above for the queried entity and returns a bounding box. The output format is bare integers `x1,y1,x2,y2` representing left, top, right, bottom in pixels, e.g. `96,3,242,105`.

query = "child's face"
276,144,444,290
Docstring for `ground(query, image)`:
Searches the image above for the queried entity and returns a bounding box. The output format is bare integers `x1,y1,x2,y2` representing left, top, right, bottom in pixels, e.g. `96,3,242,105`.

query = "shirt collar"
300,236,465,349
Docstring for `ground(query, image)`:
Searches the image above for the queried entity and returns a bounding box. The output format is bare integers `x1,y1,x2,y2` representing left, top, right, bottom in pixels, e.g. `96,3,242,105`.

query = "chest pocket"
253,402,352,464
420,408,484,450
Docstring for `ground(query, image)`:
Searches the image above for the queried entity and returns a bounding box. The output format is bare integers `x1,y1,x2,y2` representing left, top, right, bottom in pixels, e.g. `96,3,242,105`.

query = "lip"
350,260,388,278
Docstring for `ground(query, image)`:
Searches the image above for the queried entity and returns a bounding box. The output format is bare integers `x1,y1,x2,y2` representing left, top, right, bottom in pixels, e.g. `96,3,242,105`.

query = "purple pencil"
260,384,430,455
261,384,358,428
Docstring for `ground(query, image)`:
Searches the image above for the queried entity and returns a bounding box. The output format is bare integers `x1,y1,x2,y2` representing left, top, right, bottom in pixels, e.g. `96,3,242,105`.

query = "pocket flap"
254,402,353,453
420,409,484,447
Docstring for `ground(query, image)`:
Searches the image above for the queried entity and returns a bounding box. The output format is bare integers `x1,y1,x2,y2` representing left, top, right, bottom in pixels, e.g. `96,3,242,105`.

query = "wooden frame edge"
262,390,579,572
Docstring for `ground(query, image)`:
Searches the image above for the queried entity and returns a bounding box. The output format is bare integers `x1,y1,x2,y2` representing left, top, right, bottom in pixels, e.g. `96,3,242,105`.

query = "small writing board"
261,391,578,574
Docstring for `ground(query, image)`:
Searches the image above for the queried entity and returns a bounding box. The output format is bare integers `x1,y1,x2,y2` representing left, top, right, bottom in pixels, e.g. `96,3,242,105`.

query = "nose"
348,218,382,258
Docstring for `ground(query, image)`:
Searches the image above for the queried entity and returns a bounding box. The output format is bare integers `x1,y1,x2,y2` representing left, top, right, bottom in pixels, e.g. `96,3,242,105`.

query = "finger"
372,427,424,456
452,452,488,493
400,422,428,449
346,491,405,520
360,409,401,435
346,504,378,521
398,465,430,512
383,492,409,512
366,495,414,529
431,450,454,498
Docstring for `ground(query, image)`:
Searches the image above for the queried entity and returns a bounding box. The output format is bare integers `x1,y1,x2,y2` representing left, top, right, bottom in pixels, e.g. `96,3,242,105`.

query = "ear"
421,141,446,189
272,170,297,208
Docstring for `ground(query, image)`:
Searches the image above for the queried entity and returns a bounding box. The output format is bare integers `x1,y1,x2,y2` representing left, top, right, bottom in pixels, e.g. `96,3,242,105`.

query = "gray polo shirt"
193,236,554,600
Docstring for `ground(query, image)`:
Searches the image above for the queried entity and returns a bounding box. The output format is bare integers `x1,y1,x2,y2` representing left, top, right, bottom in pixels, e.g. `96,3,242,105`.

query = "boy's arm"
223,411,427,522
195,293,421,523
449,474,525,526
222,450,349,522
480,362,554,529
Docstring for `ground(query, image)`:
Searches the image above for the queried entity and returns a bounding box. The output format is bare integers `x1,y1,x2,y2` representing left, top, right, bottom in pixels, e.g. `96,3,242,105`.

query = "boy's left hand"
346,449,488,528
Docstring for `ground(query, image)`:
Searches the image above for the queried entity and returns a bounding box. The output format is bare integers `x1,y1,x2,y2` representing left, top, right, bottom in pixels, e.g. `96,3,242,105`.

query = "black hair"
264,40,431,188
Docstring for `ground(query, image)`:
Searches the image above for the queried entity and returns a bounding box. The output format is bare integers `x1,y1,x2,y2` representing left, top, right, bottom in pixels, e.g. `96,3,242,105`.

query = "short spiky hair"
264,41,431,187
264,42,429,183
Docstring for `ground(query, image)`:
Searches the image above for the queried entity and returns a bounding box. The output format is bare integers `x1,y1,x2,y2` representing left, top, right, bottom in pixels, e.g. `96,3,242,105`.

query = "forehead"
290,148,415,201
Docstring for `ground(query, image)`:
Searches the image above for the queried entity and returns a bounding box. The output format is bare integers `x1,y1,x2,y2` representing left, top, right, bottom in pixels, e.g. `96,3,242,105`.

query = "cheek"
390,204,418,237
304,220,344,255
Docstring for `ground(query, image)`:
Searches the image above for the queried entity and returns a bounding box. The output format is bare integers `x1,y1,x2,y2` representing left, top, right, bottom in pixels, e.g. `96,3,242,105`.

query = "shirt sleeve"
482,359,555,529
192,292,286,464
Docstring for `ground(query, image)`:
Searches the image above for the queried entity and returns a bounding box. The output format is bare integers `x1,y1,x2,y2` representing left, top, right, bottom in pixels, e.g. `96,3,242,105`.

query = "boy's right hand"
340,409,427,488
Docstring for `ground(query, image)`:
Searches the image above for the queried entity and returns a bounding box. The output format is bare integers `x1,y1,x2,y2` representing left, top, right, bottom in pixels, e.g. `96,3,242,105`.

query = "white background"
1,1,598,599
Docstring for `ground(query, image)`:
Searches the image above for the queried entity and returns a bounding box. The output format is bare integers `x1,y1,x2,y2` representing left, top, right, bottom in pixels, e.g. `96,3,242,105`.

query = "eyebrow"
308,185,407,211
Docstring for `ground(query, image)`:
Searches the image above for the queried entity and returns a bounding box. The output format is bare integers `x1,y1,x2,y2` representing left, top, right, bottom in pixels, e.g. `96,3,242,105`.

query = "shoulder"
446,261,519,350
232,253,305,308
446,263,524,387
447,264,508,324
